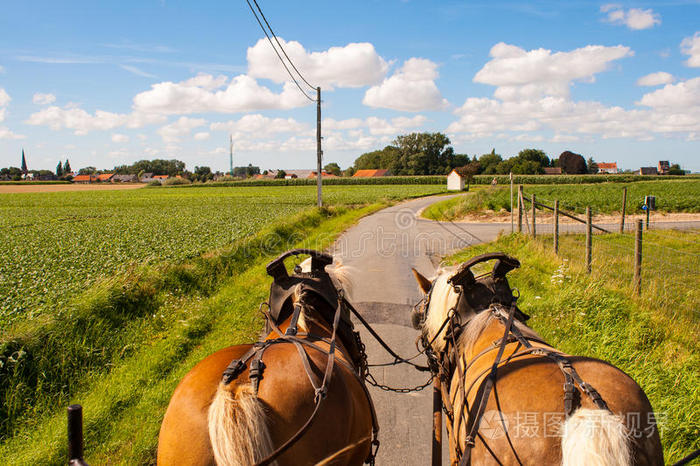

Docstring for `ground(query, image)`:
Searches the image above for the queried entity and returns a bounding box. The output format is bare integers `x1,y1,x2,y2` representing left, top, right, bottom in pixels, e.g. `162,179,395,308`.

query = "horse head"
411,252,527,353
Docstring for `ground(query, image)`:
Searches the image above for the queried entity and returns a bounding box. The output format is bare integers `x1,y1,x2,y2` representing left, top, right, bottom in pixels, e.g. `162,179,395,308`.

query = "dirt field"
0,183,145,194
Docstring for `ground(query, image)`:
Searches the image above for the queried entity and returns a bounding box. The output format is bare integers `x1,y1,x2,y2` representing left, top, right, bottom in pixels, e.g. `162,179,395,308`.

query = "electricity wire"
244,0,316,102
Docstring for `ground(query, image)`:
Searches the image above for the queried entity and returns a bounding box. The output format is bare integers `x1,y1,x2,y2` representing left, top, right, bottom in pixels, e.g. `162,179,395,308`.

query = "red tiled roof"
72,175,94,182
97,173,114,181
352,169,389,177
153,175,169,179
597,162,617,169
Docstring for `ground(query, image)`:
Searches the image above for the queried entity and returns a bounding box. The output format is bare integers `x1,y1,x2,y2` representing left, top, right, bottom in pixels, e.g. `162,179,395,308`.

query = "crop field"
424,179,700,221
0,184,444,328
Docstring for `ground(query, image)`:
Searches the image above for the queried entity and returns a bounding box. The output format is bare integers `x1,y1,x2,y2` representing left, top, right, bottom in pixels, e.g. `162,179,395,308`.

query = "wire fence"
516,186,700,318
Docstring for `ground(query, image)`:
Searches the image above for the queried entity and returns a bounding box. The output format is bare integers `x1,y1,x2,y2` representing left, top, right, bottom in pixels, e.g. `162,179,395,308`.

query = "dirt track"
0,184,144,193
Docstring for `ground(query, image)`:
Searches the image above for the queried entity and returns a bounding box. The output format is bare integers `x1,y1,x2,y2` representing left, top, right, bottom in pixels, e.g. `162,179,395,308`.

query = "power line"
251,0,316,91
244,0,316,102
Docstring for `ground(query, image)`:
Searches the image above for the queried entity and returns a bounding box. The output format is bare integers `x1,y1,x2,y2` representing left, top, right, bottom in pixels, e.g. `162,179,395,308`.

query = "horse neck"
459,316,509,363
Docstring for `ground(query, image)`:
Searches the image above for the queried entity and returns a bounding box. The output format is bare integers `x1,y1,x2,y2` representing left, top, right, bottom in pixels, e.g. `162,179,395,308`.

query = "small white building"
447,169,466,191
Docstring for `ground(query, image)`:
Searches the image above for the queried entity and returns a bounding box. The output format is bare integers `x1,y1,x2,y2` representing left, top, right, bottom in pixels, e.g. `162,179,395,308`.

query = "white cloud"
210,114,308,136
120,65,157,79
363,58,449,111
0,127,25,140
637,72,674,87
473,43,632,100
247,38,388,89
133,74,311,114
26,105,165,135
602,6,660,30
193,131,210,140
681,33,700,67
323,115,427,135
33,93,56,105
0,88,10,107
636,77,700,109
111,133,129,143
157,116,206,143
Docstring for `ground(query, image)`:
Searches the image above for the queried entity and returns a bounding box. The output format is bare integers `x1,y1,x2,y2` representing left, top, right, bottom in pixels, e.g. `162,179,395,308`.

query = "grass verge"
0,203,385,464
446,231,699,463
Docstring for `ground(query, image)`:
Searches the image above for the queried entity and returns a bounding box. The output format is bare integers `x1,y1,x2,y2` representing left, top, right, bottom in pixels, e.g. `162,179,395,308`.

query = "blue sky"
1,0,699,173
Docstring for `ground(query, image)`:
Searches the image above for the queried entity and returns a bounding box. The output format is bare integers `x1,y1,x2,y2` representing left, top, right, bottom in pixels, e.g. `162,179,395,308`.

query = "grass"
446,230,699,463
0,184,444,328
423,179,700,221
0,202,390,465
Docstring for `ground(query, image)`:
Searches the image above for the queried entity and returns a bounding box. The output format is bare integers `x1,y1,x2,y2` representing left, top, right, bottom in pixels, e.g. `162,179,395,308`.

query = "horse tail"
208,382,274,466
561,408,631,466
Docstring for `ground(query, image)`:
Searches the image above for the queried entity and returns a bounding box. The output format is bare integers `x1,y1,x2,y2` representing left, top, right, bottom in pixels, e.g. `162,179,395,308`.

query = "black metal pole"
316,87,322,208
68,404,89,465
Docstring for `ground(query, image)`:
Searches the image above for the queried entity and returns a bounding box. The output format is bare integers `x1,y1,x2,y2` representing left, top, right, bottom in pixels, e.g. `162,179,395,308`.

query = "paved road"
330,194,700,465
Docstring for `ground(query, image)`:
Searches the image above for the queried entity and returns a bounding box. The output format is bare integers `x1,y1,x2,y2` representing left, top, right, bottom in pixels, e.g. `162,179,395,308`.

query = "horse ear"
412,268,432,294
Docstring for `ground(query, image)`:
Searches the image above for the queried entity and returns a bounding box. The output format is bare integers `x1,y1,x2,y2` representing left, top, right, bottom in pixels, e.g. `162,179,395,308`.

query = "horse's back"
467,353,663,465
157,344,253,465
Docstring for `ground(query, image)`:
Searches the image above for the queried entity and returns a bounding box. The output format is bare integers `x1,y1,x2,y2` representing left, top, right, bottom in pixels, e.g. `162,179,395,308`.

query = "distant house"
352,169,389,178
154,175,169,181
284,169,313,179
639,167,658,176
112,174,136,183
597,162,618,174
97,173,114,182
447,169,466,191
543,167,562,175
72,174,97,183
658,161,670,175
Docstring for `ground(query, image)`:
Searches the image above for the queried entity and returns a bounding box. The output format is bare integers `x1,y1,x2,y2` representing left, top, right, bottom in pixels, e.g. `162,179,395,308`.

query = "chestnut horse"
158,250,377,465
411,253,663,466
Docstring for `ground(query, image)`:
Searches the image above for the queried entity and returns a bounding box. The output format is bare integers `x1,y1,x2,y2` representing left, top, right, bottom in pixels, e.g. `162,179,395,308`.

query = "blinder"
265,248,351,332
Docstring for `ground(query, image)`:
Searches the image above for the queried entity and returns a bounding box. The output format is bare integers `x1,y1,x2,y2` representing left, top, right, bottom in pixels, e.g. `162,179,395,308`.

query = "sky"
1,0,699,173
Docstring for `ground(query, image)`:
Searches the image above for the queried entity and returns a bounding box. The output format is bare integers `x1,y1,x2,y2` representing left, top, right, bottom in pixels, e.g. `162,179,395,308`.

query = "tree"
56,161,63,177
343,166,355,177
587,157,599,174
478,149,503,174
558,151,586,174
275,170,286,179
20,149,28,174
63,159,72,174
323,162,341,176
668,164,685,175
456,161,480,190
78,166,97,175
193,166,213,182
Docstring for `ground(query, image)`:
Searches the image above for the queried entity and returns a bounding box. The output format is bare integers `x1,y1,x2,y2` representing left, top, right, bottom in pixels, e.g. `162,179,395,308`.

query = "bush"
147,180,162,187
163,177,192,186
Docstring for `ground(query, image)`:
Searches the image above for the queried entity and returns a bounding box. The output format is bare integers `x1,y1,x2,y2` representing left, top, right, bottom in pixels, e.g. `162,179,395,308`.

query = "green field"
423,180,700,220
449,231,699,463
0,185,444,328
0,184,444,463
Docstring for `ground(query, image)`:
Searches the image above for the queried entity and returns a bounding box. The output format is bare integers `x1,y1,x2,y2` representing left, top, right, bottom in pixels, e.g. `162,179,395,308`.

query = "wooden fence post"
531,194,536,238
586,207,592,274
634,219,643,295
554,200,559,255
619,187,627,233
517,185,523,233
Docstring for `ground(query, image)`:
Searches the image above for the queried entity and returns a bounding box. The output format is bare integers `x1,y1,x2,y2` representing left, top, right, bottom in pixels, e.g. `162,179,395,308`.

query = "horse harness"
218,249,379,466
418,253,611,466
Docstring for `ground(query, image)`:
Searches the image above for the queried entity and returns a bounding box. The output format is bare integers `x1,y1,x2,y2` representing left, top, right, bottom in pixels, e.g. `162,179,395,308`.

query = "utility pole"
316,87,322,208
229,135,234,176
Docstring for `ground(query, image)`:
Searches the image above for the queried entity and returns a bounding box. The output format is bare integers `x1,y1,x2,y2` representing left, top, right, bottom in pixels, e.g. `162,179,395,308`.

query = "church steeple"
21,149,28,174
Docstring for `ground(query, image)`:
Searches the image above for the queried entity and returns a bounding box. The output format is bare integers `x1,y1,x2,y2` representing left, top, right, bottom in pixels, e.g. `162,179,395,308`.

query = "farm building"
597,162,618,174
153,175,169,183
112,174,136,183
658,161,670,175
283,169,337,179
543,167,562,175
639,167,658,175
352,169,389,177
97,173,114,182
447,169,466,191
72,174,97,183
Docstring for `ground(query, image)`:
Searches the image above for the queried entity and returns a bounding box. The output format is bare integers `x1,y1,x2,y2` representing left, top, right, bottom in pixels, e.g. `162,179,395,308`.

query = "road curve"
330,193,699,465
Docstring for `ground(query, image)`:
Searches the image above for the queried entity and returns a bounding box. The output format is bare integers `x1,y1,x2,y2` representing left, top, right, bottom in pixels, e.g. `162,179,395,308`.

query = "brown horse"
411,253,664,466
158,251,377,465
